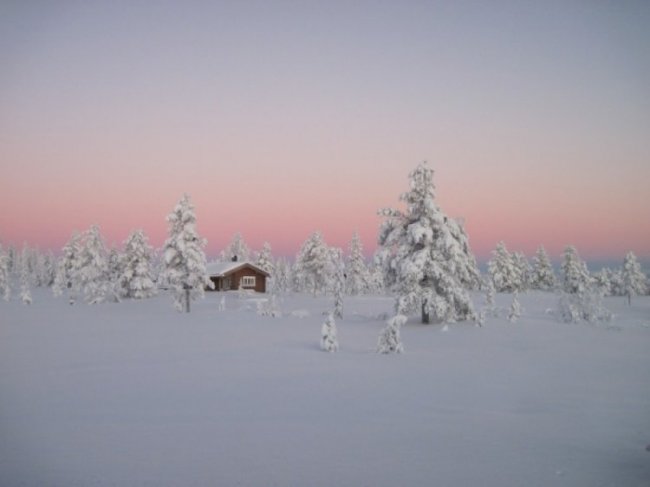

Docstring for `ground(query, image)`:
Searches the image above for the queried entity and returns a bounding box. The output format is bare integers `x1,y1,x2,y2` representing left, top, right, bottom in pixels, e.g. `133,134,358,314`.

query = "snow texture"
1,290,650,486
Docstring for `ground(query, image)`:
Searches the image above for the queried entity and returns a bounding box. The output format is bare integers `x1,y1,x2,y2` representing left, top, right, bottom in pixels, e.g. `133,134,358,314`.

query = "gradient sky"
1,1,649,262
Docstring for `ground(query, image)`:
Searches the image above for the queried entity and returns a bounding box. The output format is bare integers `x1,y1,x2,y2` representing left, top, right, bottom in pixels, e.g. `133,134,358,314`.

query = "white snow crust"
1,290,649,486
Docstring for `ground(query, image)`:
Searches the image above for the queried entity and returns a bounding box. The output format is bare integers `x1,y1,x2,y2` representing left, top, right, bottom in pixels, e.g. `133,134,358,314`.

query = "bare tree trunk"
627,293,631,306
185,287,190,313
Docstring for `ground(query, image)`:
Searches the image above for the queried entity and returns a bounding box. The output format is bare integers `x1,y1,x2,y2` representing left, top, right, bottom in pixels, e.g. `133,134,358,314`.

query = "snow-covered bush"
160,194,213,312
257,294,281,318
218,295,226,311
556,289,612,325
377,162,478,324
508,292,521,323
377,314,406,354
119,229,157,299
320,313,339,352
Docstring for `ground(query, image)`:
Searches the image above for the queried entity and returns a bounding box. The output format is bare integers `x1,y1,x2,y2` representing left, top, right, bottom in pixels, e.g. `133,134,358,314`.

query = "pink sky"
1,2,649,263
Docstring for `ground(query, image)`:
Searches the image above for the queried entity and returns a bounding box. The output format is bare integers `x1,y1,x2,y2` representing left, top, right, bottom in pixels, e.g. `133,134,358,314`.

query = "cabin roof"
206,261,270,277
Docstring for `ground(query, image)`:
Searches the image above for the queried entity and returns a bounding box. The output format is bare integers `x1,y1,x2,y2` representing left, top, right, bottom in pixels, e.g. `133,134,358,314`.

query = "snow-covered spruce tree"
560,245,591,294
530,245,556,291
320,313,339,352
367,257,386,294
19,246,33,304
273,258,291,293
76,225,112,304
487,242,521,293
377,314,406,353
512,252,531,291
346,231,369,295
119,229,157,299
0,245,11,301
508,292,521,323
222,232,250,262
53,231,83,304
483,278,497,317
593,268,613,296
621,251,647,306
377,162,478,324
161,194,213,312
294,231,333,295
331,247,345,319
255,242,275,275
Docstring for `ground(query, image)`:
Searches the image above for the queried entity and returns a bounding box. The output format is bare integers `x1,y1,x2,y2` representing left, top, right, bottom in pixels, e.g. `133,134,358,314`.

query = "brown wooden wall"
208,267,266,293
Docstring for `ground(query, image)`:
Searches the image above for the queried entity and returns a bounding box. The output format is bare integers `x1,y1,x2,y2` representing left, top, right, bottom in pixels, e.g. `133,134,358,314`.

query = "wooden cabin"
206,261,270,293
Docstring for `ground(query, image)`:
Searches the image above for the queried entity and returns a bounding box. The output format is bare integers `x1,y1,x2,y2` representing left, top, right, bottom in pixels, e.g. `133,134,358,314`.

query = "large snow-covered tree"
294,231,333,295
161,194,213,312
621,251,646,305
119,229,157,299
377,162,478,324
346,231,369,295
560,246,591,294
530,245,556,291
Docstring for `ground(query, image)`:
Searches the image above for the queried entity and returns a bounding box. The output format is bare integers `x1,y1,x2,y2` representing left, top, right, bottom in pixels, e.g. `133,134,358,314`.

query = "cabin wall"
207,268,266,293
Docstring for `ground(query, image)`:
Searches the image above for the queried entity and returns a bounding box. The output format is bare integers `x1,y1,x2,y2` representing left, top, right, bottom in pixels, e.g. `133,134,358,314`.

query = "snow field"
1,289,649,486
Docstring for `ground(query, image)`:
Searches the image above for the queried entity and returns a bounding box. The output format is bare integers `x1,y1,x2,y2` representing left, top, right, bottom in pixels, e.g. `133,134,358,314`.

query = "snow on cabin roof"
206,261,270,277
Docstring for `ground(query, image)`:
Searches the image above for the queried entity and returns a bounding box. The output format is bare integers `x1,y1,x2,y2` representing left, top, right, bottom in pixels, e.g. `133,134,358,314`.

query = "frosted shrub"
556,289,612,325
218,295,226,311
377,315,406,354
321,313,339,352
257,294,281,318
508,292,521,323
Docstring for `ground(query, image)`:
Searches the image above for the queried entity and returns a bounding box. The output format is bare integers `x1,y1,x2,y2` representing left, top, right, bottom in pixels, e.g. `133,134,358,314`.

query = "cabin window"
241,276,256,288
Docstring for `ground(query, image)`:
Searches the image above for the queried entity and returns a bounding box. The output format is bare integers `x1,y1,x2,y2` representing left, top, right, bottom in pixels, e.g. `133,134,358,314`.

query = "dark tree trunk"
185,287,190,313
421,301,430,324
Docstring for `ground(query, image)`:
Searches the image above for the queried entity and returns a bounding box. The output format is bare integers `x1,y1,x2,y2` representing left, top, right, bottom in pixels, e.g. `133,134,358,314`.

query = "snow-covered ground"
1,290,649,487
